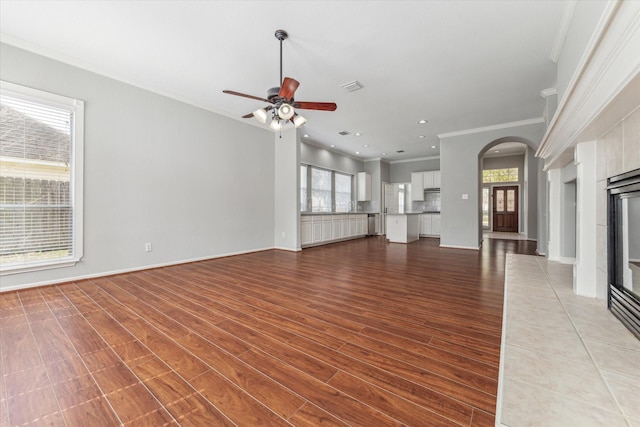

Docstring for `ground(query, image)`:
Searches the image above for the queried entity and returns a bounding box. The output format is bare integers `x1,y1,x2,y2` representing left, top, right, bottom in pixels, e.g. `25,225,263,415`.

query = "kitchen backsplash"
412,191,441,212
357,200,379,213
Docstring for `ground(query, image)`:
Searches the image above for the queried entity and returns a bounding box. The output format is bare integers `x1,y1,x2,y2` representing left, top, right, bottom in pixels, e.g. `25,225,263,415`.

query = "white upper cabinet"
357,172,372,201
432,170,441,189
422,170,441,189
411,170,440,201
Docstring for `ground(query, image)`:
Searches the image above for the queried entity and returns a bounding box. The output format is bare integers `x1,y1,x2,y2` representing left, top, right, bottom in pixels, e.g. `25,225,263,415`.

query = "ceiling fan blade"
223,90,273,104
293,101,337,111
241,106,273,118
278,77,300,100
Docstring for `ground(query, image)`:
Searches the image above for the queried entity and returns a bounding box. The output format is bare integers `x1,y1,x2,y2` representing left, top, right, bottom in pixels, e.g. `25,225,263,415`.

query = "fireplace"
607,168,640,340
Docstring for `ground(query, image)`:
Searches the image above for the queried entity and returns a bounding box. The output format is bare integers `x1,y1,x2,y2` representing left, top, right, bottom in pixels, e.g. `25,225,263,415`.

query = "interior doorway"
493,186,519,232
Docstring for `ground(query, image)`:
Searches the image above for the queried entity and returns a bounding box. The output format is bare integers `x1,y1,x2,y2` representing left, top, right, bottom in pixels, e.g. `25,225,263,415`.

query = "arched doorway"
478,137,539,244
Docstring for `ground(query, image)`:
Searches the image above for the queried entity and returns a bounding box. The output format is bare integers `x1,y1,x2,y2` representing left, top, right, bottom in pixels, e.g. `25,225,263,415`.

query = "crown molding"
550,1,577,63
437,118,544,140
540,88,558,98
389,155,440,165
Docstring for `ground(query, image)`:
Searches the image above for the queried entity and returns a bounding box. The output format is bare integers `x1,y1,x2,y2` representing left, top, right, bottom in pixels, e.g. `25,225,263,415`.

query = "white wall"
389,158,440,183
300,142,363,175
1,43,276,291
274,128,300,250
556,0,609,104
440,122,544,249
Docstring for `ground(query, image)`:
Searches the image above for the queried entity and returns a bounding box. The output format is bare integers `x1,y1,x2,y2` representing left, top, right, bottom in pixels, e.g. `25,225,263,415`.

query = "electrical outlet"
145,243,152,252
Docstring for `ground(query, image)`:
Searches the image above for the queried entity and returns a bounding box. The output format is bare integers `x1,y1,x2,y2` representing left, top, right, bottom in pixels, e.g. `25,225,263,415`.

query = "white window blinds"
1,82,84,274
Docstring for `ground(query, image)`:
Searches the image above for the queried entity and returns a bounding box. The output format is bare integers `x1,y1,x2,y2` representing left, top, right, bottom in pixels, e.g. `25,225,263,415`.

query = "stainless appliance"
367,214,376,236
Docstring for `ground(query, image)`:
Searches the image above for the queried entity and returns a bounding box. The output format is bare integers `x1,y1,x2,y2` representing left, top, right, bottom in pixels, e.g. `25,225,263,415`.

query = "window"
482,187,489,228
1,81,84,274
334,173,351,212
311,168,332,212
300,165,308,212
483,168,518,183
300,165,353,213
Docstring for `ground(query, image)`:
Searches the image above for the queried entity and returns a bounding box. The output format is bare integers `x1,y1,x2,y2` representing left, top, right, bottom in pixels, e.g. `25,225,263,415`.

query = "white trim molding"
536,0,640,170
438,118,544,140
550,1,578,63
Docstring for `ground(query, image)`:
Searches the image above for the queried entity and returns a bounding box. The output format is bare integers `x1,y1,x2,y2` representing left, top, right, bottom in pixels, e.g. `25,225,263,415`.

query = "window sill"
0,258,81,276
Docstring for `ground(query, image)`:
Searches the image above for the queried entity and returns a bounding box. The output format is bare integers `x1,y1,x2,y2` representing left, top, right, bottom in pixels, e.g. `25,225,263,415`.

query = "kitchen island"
386,213,420,243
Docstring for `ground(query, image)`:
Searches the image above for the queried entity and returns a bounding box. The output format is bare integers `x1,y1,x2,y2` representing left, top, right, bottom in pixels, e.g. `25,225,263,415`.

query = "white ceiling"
0,1,569,162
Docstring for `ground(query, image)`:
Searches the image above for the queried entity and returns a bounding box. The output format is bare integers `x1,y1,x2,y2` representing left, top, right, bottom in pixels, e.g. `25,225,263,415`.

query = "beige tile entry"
497,254,640,427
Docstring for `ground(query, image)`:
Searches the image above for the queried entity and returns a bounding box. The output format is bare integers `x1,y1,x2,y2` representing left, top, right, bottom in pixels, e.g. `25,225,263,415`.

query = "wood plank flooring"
1,236,537,426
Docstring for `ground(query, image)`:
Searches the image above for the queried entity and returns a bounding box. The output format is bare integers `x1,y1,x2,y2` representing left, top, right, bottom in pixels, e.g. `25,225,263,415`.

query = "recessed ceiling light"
495,150,500,153
355,132,362,137
363,144,369,148
303,134,310,138
417,135,425,139
381,152,387,156
330,144,335,148
355,151,360,154
418,119,428,124
431,145,437,149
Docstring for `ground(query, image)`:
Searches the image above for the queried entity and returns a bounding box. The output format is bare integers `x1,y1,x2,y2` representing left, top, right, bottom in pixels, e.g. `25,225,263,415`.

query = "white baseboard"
0,246,275,293
559,256,576,265
439,244,481,250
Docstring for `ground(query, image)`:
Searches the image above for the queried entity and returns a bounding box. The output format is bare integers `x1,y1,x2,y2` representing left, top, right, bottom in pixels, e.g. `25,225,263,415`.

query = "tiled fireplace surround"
497,106,640,425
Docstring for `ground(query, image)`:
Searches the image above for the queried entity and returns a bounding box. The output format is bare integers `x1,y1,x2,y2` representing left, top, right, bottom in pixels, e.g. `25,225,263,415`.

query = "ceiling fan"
223,29,337,130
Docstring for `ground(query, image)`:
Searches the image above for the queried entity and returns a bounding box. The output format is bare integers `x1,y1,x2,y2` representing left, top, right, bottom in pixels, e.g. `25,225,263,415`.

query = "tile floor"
497,254,640,427
484,232,530,241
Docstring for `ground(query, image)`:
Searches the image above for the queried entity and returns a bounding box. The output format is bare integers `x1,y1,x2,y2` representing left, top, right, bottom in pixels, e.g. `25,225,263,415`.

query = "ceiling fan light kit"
253,108,268,124
223,29,337,132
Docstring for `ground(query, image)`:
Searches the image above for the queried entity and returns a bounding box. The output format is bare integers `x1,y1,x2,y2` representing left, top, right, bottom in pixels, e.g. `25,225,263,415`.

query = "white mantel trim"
536,0,640,170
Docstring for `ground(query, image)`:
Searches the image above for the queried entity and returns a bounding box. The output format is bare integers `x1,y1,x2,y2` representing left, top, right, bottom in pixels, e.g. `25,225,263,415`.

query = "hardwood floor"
1,236,537,426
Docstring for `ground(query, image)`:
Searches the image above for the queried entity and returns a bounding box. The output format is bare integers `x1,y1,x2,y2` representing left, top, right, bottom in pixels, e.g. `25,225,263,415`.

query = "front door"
493,186,518,232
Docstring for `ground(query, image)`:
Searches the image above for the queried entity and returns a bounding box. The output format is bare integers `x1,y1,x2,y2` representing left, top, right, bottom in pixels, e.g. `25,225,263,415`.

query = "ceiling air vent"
396,150,405,153
340,80,363,92
338,130,350,136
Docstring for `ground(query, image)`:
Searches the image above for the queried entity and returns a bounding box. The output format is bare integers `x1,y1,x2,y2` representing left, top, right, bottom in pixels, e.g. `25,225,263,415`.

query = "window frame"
0,81,84,275
300,164,353,213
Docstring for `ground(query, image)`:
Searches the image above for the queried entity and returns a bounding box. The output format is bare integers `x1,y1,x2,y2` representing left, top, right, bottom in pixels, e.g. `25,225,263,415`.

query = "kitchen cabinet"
301,216,312,245
420,213,441,236
301,214,368,247
411,170,441,201
357,172,372,201
386,214,420,243
322,215,332,241
432,214,441,235
332,215,341,240
339,216,348,238
422,170,441,189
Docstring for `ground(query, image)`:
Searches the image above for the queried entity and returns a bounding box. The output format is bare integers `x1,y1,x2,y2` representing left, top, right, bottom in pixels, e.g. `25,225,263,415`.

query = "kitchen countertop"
301,212,376,216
